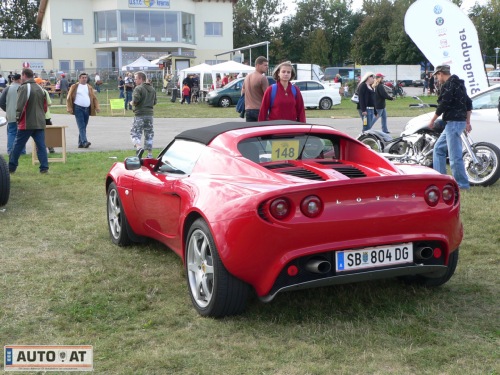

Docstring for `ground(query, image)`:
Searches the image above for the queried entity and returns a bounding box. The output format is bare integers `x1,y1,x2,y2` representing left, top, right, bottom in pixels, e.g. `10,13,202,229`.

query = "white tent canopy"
122,56,159,71
210,61,254,85
179,63,214,90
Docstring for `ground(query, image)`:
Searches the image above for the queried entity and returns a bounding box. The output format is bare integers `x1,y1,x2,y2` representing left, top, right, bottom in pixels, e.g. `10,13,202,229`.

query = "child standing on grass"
181,83,191,104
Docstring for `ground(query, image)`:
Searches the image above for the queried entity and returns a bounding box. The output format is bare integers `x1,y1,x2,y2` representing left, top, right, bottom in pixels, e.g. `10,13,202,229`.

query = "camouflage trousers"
130,116,154,152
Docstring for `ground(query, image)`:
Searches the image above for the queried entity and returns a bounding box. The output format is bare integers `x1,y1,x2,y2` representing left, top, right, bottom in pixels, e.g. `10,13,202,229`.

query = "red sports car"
106,121,463,317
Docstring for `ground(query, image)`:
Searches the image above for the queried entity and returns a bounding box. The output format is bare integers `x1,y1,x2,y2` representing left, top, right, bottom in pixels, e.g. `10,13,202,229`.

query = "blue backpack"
270,83,297,108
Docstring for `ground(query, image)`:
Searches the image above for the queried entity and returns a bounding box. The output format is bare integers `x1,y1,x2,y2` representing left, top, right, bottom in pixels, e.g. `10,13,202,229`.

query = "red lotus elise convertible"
106,121,463,317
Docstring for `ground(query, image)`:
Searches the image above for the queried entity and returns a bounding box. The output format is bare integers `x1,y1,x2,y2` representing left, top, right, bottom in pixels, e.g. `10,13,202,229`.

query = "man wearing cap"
0,73,26,155
9,68,49,174
428,65,472,190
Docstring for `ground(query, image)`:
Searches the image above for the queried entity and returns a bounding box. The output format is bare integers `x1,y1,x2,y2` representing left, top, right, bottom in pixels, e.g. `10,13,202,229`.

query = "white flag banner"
405,0,488,96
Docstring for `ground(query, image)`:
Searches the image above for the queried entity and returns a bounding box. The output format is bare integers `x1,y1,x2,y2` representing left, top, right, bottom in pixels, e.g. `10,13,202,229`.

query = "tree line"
234,0,500,69
1,0,498,70
0,0,40,40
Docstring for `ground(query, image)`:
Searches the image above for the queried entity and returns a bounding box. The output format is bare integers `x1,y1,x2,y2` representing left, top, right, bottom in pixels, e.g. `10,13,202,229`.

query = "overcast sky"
280,0,487,15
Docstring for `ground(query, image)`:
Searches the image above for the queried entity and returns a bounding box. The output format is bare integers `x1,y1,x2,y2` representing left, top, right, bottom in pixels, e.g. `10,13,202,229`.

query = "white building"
0,0,236,76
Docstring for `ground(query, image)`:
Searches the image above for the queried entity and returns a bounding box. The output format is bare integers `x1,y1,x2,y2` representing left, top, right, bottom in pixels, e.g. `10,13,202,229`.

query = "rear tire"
358,134,383,153
463,142,500,187
319,97,332,110
0,155,10,207
186,219,249,317
402,249,459,287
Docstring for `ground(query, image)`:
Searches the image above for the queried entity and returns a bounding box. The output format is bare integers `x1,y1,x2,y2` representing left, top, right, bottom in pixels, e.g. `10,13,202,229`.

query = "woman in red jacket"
258,61,306,122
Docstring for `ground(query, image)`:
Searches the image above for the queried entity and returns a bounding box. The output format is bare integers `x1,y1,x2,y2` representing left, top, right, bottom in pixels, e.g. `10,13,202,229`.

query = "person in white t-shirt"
66,72,101,148
94,72,101,93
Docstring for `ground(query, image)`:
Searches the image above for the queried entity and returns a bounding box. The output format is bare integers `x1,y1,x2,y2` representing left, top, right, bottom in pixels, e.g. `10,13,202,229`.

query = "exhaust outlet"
415,247,433,260
305,258,332,274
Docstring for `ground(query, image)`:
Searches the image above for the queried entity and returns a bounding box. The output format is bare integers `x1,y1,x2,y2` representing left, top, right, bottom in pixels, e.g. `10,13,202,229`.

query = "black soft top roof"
175,120,309,145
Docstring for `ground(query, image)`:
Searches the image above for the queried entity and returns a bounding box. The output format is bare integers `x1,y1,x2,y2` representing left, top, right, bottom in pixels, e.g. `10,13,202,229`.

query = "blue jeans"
74,104,90,146
119,88,124,99
95,84,101,93
9,129,48,172
359,108,375,132
433,121,469,189
7,122,26,155
372,108,389,133
125,91,132,110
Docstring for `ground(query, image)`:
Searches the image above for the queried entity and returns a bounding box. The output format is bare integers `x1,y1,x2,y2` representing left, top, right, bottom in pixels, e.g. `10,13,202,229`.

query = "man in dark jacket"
428,65,472,189
9,68,49,174
129,71,157,158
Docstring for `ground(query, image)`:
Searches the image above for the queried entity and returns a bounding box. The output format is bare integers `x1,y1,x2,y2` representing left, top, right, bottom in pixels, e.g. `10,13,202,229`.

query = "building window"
63,19,83,34
74,60,85,72
59,60,70,72
204,22,222,36
115,10,184,43
181,13,195,43
95,11,117,42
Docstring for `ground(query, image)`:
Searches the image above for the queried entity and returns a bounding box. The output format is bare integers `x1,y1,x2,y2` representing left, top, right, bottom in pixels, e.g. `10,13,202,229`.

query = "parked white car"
406,84,500,147
487,70,500,85
291,80,341,110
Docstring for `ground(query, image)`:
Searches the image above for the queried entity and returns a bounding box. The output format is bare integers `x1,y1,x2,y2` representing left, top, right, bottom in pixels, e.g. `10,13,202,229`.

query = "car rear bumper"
259,264,447,302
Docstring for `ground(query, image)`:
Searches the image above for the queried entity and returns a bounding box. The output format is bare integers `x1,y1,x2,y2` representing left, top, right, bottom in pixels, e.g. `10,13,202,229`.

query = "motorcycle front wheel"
463,142,500,187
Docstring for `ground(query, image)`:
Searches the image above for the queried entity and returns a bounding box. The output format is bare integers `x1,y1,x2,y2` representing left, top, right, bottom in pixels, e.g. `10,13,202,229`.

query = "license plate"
336,243,413,272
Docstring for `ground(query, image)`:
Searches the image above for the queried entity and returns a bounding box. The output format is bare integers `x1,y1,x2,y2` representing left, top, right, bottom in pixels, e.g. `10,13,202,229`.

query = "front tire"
186,219,249,317
107,182,131,246
463,142,500,187
0,155,10,207
319,97,332,110
358,134,383,153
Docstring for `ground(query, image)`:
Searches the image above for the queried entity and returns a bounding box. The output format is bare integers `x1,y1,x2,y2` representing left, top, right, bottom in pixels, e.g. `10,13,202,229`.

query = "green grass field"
49,89,438,119
1,151,498,374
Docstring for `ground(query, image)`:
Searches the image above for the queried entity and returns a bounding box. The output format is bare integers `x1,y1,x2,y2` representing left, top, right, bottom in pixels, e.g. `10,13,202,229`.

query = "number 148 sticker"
271,140,299,161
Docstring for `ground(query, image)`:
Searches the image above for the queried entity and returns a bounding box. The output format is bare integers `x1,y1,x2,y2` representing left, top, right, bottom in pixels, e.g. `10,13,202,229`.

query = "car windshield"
472,87,500,110
237,134,340,163
158,139,205,174
224,78,243,90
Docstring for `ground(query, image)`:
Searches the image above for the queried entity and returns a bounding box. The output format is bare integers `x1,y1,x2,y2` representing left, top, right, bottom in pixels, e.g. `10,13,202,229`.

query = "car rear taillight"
300,195,323,218
424,185,440,207
442,184,455,205
269,198,292,220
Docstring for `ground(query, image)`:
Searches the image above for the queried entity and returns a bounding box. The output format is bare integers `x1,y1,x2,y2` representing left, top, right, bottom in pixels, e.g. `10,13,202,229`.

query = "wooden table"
32,125,68,164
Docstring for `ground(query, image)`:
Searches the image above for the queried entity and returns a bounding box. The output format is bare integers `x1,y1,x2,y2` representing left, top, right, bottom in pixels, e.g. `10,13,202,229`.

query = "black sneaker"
84,142,91,148
40,169,49,174
78,144,84,148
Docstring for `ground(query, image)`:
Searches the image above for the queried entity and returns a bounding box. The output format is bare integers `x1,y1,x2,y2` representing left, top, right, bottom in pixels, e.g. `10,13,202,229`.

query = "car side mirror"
124,156,142,170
